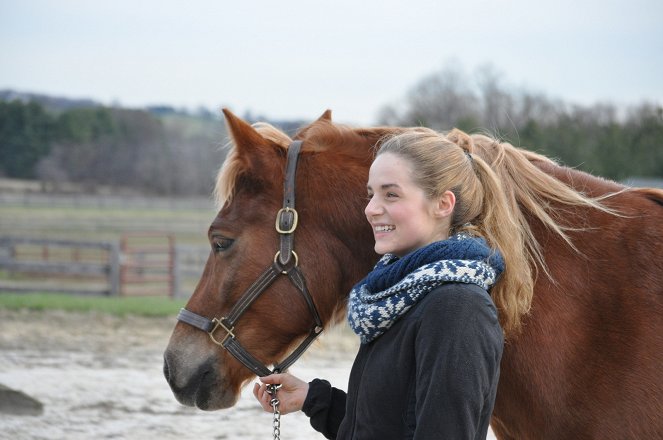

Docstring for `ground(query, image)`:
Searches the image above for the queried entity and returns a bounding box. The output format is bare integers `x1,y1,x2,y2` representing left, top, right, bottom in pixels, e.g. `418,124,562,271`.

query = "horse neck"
337,217,380,291
299,125,406,318
308,174,378,304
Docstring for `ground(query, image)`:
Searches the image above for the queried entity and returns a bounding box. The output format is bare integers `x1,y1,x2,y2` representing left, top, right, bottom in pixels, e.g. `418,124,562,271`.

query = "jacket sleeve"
413,286,504,440
302,378,347,439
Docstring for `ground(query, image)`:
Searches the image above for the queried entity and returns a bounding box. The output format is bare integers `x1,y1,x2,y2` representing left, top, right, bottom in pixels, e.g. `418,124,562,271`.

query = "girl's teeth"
376,225,394,232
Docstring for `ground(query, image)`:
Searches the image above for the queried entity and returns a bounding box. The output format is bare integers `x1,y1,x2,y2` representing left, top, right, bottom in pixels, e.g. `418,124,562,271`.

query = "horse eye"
213,237,234,252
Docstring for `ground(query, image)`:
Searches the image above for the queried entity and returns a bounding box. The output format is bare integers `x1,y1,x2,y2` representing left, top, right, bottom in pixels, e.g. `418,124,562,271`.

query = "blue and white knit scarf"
348,234,505,344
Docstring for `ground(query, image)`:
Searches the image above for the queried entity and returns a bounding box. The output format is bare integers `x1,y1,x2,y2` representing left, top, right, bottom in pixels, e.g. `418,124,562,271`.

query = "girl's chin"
374,243,396,255
374,245,388,255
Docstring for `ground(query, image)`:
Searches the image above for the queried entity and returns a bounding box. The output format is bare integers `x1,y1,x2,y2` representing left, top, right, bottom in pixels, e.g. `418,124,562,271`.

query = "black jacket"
302,283,504,439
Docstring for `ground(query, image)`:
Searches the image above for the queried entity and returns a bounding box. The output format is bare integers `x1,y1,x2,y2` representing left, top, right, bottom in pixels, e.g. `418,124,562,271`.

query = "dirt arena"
0,308,496,439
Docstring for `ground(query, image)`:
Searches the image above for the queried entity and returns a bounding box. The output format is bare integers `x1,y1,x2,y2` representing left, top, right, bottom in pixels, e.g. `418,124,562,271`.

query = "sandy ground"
0,309,496,440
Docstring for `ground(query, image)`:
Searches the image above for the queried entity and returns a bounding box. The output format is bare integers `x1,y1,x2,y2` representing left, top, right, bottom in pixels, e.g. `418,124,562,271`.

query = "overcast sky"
1,0,662,125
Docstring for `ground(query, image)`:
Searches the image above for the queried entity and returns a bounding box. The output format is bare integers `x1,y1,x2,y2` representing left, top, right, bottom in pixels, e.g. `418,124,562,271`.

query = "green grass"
0,293,186,317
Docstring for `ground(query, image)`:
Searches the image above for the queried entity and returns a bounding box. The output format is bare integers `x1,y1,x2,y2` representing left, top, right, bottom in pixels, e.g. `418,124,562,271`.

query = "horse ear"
293,109,333,141
447,128,475,153
317,109,332,123
222,108,282,176
222,108,268,151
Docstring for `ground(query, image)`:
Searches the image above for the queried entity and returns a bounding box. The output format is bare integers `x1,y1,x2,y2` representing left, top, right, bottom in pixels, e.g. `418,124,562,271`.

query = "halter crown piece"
176,140,323,377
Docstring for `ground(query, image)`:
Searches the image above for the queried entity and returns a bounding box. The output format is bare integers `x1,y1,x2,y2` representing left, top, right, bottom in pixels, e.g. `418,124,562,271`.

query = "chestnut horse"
164,109,663,439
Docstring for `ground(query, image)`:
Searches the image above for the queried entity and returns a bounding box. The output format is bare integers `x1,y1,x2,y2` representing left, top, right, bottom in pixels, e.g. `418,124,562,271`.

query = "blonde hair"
376,128,614,335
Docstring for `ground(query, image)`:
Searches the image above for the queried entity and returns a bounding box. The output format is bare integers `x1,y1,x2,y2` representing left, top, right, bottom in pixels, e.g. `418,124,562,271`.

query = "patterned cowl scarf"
348,234,505,344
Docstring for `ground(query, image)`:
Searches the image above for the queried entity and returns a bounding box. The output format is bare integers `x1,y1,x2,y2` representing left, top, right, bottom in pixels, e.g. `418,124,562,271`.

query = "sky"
1,0,662,125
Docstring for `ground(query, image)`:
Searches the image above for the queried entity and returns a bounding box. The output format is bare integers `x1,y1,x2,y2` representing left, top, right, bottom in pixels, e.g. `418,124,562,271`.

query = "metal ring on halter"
273,250,298,274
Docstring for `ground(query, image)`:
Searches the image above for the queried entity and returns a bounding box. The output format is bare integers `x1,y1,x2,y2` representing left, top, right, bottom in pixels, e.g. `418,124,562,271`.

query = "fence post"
0,237,12,265
108,242,121,296
172,245,181,299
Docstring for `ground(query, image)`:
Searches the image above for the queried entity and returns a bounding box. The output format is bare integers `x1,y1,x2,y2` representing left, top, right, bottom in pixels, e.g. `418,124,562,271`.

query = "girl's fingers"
258,373,283,385
254,373,308,415
253,382,272,412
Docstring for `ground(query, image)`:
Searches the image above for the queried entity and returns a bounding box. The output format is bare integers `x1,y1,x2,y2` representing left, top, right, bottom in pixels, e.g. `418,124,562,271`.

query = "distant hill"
0,89,317,195
0,89,306,132
0,89,100,113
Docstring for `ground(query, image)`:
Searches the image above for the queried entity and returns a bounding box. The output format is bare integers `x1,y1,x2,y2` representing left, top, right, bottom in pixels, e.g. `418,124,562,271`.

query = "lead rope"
267,384,282,440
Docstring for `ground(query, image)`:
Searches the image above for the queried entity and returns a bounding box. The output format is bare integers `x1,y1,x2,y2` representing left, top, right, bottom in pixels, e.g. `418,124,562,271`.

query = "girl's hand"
252,372,309,415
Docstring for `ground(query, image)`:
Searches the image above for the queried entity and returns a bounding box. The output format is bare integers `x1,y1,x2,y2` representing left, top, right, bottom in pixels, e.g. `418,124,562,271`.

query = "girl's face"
365,153,454,257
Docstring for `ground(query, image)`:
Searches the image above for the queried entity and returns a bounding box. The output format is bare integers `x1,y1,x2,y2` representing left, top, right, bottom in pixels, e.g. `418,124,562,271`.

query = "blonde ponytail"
445,129,533,334
452,130,618,334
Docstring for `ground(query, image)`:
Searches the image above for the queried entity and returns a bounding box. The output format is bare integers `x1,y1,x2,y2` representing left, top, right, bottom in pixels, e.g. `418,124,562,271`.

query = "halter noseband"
176,140,323,377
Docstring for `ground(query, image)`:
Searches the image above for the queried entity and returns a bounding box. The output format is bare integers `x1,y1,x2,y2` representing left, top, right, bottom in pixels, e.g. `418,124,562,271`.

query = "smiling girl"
253,128,530,439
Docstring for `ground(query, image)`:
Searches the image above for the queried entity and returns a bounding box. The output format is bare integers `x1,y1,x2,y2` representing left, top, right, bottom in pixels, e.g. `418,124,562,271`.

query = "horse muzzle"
163,342,240,410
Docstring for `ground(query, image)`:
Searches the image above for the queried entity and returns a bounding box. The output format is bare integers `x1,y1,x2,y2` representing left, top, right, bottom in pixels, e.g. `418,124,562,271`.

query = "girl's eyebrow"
366,183,401,191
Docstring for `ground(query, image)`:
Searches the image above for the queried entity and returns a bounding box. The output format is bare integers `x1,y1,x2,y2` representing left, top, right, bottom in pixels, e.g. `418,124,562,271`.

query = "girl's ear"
435,190,456,218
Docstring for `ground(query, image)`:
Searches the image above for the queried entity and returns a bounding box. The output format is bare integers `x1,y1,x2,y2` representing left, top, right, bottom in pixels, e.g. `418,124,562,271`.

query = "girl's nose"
365,197,382,218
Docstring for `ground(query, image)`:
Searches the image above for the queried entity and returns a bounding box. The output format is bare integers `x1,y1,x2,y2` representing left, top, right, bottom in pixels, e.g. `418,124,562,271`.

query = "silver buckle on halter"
208,317,235,346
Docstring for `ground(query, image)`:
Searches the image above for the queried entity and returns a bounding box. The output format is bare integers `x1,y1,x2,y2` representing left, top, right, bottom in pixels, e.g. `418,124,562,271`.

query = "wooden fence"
120,233,175,297
0,235,208,298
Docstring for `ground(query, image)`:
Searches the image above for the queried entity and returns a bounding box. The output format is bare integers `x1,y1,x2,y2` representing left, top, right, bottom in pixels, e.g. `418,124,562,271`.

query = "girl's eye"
212,237,234,252
366,193,374,201
386,192,398,198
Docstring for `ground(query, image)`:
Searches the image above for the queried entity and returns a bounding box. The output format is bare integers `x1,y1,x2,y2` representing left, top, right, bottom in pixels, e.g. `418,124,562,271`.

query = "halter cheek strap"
177,141,323,377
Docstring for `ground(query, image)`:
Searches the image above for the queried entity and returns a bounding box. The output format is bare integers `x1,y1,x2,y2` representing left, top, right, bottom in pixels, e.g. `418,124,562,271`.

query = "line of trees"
0,100,225,195
378,65,663,181
2,68,662,196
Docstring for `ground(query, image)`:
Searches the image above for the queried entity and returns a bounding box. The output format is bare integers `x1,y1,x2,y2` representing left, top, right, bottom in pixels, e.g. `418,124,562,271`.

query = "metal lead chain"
267,384,281,440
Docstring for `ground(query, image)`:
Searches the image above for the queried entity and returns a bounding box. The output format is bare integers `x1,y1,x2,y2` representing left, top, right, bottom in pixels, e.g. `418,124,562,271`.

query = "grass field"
0,193,216,245
0,292,185,317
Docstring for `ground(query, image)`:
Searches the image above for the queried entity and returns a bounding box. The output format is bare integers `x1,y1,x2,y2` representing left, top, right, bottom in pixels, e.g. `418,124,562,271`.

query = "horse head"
163,110,393,410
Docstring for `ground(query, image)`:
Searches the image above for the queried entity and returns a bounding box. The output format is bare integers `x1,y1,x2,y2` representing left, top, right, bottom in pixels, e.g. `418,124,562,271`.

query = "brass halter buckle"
275,207,298,234
208,317,235,346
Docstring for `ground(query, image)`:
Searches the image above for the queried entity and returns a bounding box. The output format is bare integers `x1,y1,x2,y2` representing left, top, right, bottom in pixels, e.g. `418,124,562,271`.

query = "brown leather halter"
176,140,323,377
